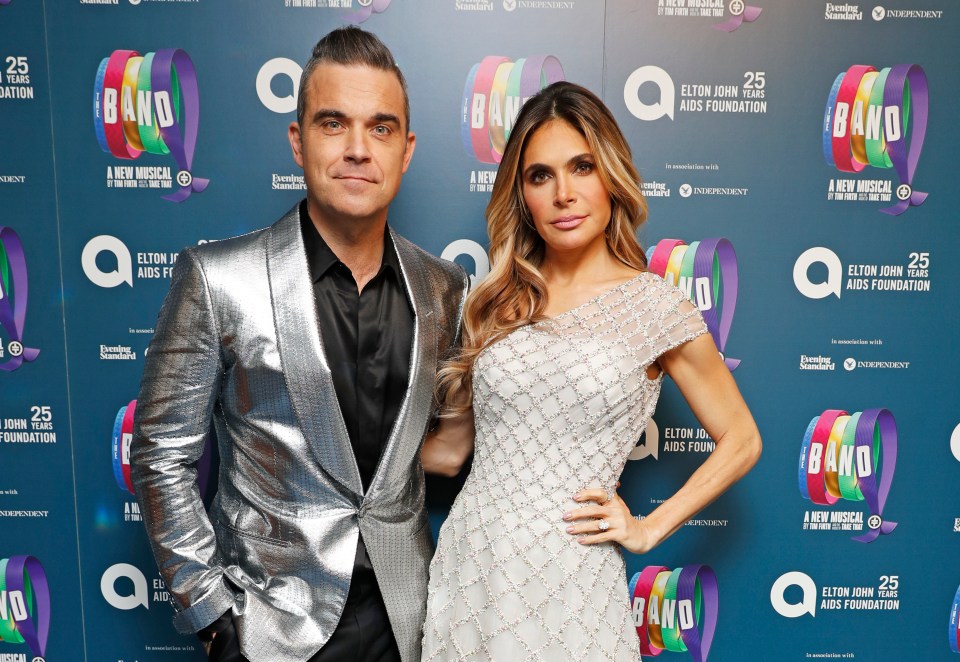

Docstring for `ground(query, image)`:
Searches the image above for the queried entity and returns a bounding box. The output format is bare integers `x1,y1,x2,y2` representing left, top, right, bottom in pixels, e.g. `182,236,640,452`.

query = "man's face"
289,63,415,227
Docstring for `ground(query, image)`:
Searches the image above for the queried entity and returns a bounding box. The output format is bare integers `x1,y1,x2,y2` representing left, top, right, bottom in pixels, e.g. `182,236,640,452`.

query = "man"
132,27,468,662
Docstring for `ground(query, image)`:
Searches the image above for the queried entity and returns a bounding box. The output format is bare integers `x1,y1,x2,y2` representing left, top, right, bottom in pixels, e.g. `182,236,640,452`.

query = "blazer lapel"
366,231,438,500
267,205,363,497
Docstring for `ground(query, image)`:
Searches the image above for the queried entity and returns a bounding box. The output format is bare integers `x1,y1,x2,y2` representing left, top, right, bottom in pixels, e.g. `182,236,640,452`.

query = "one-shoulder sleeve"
639,273,709,359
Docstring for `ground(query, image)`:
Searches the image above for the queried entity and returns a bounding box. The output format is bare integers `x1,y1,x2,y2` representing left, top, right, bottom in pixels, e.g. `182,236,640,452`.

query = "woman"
420,82,761,661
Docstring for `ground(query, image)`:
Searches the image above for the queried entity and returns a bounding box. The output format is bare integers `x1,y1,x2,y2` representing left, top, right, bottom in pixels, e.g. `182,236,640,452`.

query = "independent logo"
799,408,897,543
461,55,564,164
93,49,208,202
0,555,50,660
0,227,40,372
647,238,739,371
823,64,928,215
629,565,718,660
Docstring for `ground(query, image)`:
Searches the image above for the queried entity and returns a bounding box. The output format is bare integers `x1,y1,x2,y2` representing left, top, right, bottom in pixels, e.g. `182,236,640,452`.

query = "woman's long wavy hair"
438,81,649,415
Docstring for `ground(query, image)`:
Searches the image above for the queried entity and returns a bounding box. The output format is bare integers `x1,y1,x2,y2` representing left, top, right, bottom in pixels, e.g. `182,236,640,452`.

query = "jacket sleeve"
131,248,237,634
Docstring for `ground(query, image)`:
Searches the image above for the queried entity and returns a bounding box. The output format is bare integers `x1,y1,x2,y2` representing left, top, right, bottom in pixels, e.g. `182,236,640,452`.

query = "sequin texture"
422,273,707,661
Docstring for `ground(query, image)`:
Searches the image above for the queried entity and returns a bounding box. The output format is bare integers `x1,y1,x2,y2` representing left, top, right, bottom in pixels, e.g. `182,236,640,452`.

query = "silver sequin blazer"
131,204,468,662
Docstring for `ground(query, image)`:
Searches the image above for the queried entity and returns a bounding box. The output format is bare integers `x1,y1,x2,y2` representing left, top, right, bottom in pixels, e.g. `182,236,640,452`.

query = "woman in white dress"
420,82,761,661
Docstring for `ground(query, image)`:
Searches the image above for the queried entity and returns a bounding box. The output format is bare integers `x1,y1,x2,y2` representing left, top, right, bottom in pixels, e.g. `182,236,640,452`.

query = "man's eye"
323,120,343,131
373,125,390,136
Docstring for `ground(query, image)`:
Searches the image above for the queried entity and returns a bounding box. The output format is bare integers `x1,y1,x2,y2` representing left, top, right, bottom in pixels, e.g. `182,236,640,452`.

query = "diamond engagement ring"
597,519,610,532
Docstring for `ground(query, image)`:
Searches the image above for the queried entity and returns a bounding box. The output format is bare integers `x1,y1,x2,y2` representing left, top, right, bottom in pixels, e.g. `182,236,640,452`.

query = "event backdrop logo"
0,555,50,659
770,571,816,618
951,583,960,654
0,227,40,372
647,239,739,371
93,49,208,202
629,565,717,661
113,399,215,496
799,408,897,543
713,0,761,31
461,56,564,164
112,400,137,495
823,64,928,215
101,563,148,611
346,0,390,22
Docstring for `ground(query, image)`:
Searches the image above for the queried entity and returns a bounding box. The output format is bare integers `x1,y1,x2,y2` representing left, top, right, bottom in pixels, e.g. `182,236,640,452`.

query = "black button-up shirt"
300,203,415,577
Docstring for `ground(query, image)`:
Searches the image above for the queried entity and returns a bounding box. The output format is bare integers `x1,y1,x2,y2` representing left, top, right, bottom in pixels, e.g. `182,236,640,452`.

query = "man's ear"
401,131,416,173
288,121,304,168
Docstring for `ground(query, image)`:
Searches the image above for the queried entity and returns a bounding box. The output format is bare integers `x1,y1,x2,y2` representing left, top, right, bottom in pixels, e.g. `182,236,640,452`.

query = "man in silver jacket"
132,27,468,662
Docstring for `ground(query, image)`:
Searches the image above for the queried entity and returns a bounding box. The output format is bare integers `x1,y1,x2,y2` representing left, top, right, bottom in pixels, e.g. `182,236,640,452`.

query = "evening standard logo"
100,344,136,361
800,355,835,371
456,0,493,9
872,5,943,20
823,64,928,215
272,173,305,191
647,238,740,370
0,56,34,100
0,227,40,372
799,408,897,543
771,571,899,617
629,565,718,659
81,235,181,288
93,49,207,202
658,0,762,32
462,56,564,165
825,3,862,19
441,239,489,288
624,67,767,122
793,247,931,298
0,555,50,660
642,181,671,198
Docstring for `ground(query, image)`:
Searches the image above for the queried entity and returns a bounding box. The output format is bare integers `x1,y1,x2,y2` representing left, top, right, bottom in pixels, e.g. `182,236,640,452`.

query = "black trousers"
208,567,402,662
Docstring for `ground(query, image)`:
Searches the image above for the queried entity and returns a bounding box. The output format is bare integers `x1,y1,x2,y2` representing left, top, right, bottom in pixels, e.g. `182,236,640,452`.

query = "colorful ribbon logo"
823,64,928,215
0,226,40,372
950,583,960,653
713,2,762,32
93,48,208,202
647,238,739,371
629,565,718,662
461,55,565,164
0,555,50,658
799,408,898,543
114,399,214,496
112,400,137,495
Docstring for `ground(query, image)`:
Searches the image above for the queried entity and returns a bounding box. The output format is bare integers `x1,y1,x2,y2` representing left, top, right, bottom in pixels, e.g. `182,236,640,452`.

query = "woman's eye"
529,171,549,184
574,161,595,174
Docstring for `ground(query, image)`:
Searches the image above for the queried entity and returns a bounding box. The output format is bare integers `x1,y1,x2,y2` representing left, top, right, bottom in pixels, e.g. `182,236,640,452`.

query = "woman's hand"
563,487,657,554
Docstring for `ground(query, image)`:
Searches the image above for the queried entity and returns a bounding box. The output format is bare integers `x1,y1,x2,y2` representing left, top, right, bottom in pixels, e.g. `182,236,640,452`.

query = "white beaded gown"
421,273,708,661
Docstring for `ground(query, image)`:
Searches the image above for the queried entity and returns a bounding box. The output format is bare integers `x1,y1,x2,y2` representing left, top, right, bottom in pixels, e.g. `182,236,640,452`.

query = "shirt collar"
299,200,401,284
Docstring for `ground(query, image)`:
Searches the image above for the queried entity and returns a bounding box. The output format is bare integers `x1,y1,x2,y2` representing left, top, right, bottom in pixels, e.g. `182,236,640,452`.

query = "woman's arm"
421,406,476,477
565,333,762,553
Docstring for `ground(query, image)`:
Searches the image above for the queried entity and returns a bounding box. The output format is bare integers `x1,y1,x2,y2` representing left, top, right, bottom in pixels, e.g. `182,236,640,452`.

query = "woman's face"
520,119,612,257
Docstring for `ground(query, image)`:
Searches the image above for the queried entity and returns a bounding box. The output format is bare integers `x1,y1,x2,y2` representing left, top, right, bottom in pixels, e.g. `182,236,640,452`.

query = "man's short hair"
296,26,410,132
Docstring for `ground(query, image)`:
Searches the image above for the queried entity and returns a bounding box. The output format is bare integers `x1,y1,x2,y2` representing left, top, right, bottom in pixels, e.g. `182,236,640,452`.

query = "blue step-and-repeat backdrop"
1,1,958,660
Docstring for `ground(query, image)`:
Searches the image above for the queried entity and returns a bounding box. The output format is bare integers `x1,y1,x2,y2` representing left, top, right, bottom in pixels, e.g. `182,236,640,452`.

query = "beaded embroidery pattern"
422,273,707,662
